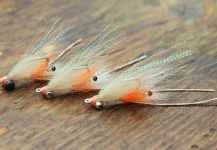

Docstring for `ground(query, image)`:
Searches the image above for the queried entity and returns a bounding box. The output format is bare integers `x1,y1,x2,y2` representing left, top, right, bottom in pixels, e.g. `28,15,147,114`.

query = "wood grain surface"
1,0,217,149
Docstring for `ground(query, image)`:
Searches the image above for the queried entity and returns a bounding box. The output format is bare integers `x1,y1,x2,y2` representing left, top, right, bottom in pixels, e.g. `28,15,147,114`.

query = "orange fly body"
119,90,145,102
30,58,49,80
72,67,97,92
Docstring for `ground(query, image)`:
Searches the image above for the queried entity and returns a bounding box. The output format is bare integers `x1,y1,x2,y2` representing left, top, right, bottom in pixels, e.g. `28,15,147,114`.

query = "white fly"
84,41,217,110
0,18,82,91
35,23,143,98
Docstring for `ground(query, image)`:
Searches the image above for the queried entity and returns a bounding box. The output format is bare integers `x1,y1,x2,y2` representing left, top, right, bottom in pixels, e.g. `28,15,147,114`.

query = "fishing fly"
0,18,82,91
84,41,217,110
35,23,148,99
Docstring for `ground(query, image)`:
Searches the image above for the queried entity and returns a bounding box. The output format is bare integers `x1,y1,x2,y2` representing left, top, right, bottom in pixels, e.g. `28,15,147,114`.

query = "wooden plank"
0,0,217,149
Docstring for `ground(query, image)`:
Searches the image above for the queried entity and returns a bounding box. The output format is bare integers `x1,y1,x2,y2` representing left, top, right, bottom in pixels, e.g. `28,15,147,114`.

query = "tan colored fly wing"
98,79,141,102
46,66,95,95
8,58,48,81
71,66,96,92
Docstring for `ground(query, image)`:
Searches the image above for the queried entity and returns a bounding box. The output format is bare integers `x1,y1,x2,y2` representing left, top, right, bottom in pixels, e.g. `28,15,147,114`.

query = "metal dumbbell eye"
45,91,54,99
94,101,104,110
5,80,16,91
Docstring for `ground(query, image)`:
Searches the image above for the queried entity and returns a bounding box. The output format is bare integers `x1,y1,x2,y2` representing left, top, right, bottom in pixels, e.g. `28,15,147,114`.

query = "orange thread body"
119,90,146,102
72,68,96,92
30,59,49,80
30,54,53,80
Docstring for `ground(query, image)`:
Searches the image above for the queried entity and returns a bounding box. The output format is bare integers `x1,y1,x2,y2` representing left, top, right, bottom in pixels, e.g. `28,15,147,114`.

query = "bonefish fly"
0,19,82,91
35,23,146,99
85,43,217,110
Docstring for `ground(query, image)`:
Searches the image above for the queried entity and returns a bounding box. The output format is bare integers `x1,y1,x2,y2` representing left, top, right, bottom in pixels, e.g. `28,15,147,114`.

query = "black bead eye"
51,66,56,72
92,76,98,81
5,80,15,91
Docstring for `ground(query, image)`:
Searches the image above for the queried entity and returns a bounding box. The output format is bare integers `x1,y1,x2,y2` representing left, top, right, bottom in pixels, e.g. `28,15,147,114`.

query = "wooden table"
0,0,217,149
